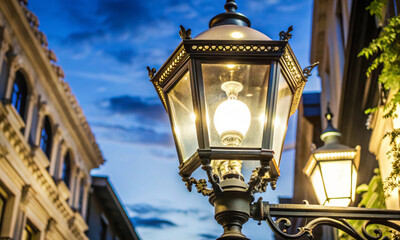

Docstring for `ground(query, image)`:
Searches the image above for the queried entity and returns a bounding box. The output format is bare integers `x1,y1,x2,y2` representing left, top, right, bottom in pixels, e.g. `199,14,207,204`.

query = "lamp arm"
250,198,400,239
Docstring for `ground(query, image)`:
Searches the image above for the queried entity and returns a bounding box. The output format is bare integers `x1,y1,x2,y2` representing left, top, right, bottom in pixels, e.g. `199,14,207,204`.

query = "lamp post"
304,106,360,207
148,1,400,239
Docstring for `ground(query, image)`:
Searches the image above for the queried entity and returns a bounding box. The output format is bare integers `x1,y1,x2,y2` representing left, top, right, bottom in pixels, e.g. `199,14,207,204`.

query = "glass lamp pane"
351,165,357,201
320,160,352,200
271,72,293,165
326,199,351,207
310,165,327,205
202,63,270,148
167,72,198,162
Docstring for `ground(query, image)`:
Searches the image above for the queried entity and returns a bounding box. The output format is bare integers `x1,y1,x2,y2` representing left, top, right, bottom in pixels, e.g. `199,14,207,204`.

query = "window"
100,217,107,240
22,221,38,240
61,152,71,188
11,71,28,119
40,116,52,158
78,178,85,214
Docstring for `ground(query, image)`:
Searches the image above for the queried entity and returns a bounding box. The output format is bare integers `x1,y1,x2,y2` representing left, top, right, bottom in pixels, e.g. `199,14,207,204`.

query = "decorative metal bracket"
279,25,293,41
251,198,400,239
182,176,214,196
201,158,223,196
179,25,192,40
146,66,156,79
247,158,277,194
302,62,319,79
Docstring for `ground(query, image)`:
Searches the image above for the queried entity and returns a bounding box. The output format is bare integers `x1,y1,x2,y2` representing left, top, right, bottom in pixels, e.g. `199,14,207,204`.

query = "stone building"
0,0,121,239
87,177,140,240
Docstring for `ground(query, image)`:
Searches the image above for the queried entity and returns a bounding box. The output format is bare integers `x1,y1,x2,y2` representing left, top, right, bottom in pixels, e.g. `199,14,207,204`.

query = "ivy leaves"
359,0,400,194
359,13,400,118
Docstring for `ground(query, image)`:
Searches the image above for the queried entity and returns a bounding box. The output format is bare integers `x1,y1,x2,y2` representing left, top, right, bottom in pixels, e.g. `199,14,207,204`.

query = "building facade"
309,0,399,208
0,0,105,239
290,0,400,222
87,177,140,240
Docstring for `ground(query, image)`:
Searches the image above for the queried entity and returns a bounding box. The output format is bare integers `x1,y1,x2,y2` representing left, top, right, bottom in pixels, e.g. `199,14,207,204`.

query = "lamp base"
210,178,253,240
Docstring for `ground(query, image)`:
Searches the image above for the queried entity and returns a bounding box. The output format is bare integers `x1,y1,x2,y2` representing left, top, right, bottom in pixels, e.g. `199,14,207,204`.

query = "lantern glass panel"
351,165,357,201
271,71,292,165
310,164,327,205
167,71,198,162
326,199,351,207
319,160,352,199
201,63,270,148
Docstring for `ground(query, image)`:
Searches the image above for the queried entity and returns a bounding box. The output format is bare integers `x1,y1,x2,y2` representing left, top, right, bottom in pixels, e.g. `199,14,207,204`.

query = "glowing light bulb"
214,99,251,145
231,31,244,39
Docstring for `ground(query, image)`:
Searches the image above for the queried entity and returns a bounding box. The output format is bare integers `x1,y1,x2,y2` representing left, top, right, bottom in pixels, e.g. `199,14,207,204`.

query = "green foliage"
359,0,400,118
384,129,400,194
366,0,386,19
360,0,400,194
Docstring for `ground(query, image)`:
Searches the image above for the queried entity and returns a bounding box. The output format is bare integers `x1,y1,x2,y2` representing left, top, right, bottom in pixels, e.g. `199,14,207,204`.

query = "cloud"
131,217,177,229
127,203,199,215
103,95,168,123
62,29,107,45
198,233,219,240
92,122,173,147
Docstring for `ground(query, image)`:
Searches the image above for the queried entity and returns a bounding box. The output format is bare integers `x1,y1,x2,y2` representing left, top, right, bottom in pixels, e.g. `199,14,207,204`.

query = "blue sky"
28,0,320,239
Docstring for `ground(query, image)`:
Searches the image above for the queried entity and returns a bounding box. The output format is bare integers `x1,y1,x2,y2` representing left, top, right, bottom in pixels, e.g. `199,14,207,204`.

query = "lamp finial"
209,0,251,28
321,103,341,142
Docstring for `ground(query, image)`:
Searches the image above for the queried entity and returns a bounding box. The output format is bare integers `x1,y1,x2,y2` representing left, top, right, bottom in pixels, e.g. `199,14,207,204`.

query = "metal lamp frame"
147,2,400,238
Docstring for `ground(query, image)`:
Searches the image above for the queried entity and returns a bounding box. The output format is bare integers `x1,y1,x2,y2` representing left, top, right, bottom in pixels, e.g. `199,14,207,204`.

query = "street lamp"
304,106,360,207
148,1,400,239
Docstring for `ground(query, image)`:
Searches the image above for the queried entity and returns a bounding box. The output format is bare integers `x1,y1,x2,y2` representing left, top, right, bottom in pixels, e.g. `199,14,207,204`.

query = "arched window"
40,116,52,158
11,71,28,119
61,152,71,188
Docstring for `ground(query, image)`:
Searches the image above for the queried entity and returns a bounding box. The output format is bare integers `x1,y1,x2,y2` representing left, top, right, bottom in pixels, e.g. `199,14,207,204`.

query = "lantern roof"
195,25,271,41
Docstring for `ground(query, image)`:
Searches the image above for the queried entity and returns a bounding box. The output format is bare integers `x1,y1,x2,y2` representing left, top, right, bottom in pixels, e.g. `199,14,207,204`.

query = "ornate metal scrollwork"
302,62,319,79
182,176,214,196
201,158,223,196
146,66,156,79
279,25,293,41
252,199,400,240
179,25,192,40
247,161,272,194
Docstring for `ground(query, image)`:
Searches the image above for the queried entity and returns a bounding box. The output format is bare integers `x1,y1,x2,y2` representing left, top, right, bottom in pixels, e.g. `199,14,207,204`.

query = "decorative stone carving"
0,144,8,158
21,184,34,206
51,63,65,79
46,218,56,232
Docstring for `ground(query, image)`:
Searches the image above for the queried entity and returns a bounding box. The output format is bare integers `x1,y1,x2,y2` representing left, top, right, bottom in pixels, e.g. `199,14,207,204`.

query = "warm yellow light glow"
351,165,357,201
231,31,244,38
314,151,356,160
226,64,236,69
393,106,400,129
320,161,352,198
325,199,351,207
310,160,356,207
190,113,196,121
214,99,251,137
310,166,327,205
